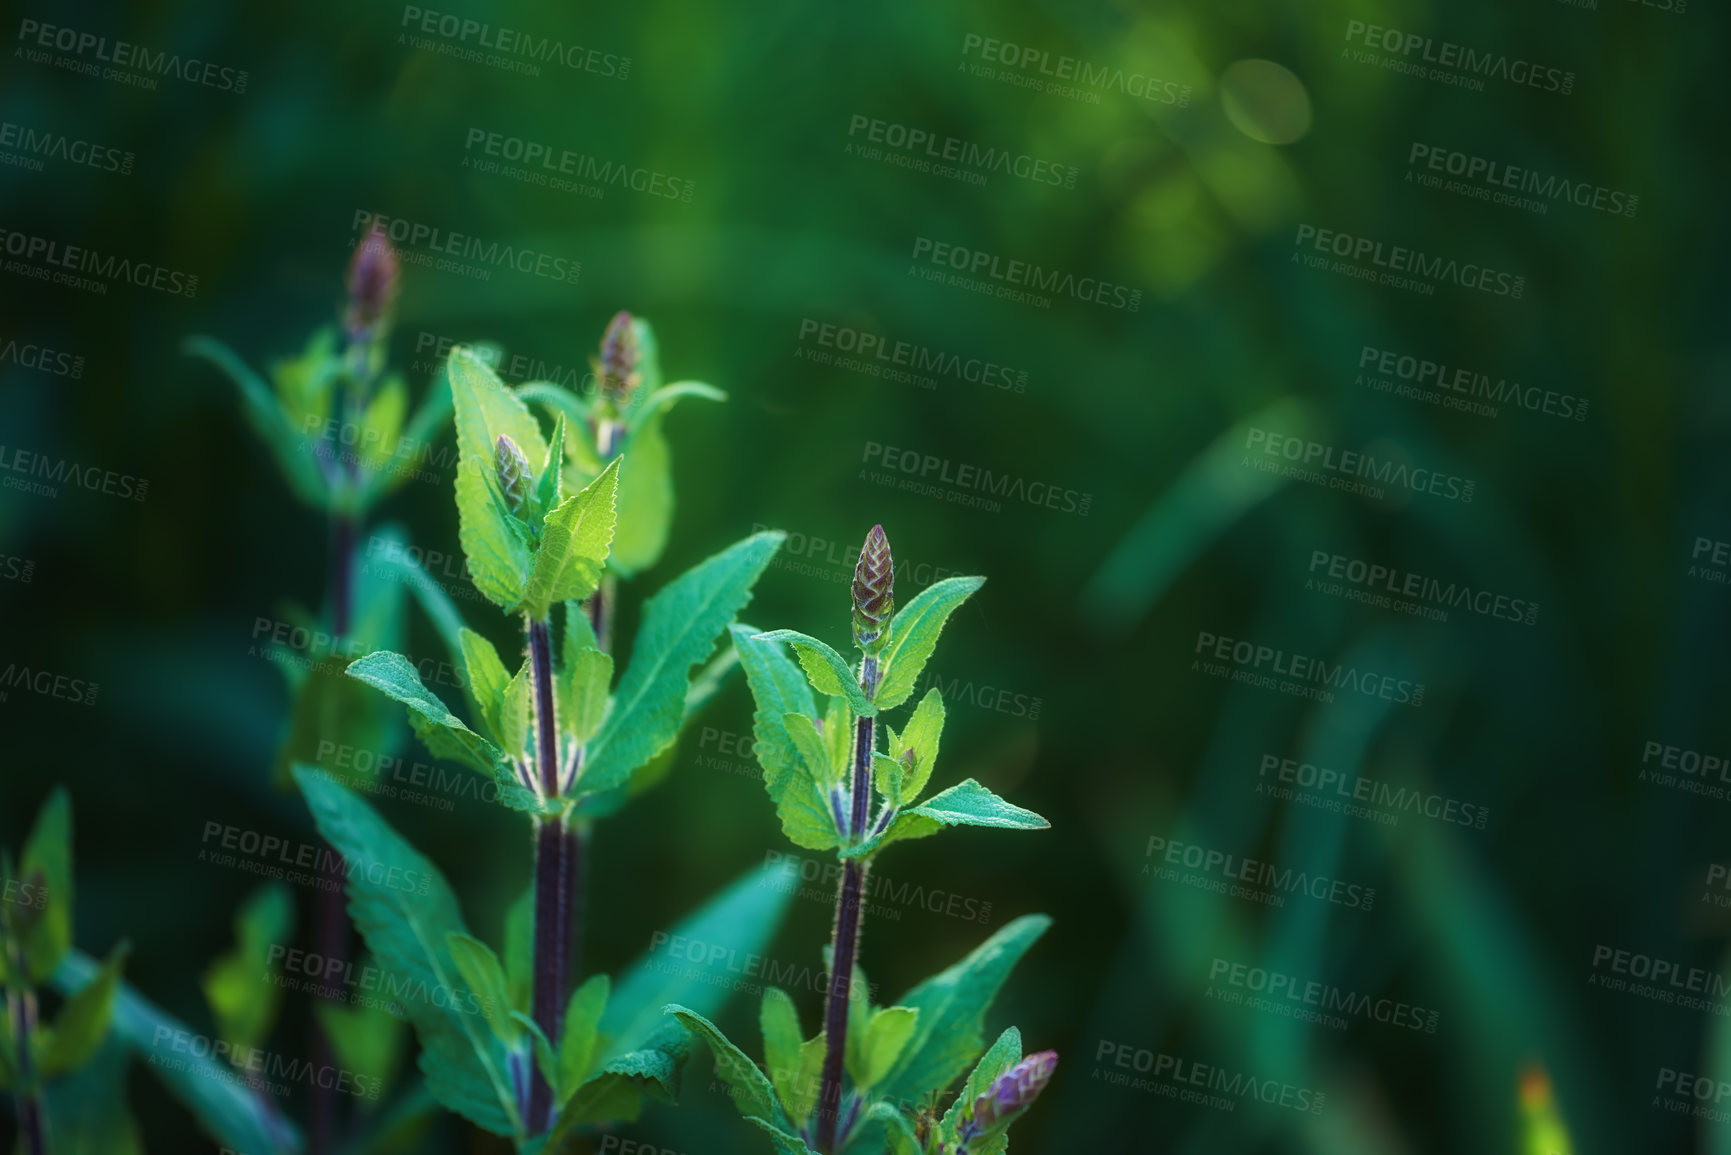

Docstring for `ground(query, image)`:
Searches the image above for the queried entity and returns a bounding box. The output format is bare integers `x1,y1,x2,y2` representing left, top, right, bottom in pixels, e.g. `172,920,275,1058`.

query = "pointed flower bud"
495,434,531,515
963,1051,1058,1140
345,225,400,337
851,525,894,656
591,310,641,403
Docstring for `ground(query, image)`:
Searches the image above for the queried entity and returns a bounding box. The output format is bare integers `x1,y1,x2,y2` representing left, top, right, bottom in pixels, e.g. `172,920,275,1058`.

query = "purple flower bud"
495,434,531,515
851,525,894,656
966,1051,1057,1138
345,225,400,337
591,310,642,402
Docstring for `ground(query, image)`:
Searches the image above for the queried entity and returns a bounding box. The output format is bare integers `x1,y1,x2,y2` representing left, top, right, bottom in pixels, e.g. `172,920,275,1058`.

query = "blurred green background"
3,0,1729,1150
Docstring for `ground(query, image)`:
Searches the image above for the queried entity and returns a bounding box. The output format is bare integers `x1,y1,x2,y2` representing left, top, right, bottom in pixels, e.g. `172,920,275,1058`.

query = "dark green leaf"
871,577,984,711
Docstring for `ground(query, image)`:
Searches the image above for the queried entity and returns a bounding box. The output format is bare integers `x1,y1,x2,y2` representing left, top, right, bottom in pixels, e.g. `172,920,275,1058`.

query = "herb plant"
666,526,1058,1154
314,319,794,1145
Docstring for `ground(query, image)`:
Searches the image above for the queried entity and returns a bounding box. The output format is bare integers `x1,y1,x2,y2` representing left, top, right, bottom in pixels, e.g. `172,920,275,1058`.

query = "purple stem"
7,969,45,1155
816,702,877,1152
528,816,570,1131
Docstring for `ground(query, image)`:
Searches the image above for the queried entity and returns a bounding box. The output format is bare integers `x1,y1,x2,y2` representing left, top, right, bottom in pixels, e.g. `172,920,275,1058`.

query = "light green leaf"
759,987,803,1114
294,768,523,1137
610,408,673,579
665,1006,782,1125
457,628,510,745
940,1025,1022,1140
40,941,128,1076
753,630,875,716
746,1115,821,1155
504,885,533,1015
316,995,407,1109
869,1100,924,1155
511,1010,560,1102
731,623,817,793
501,659,533,762
20,787,73,984
871,576,985,711
871,752,906,810
630,380,727,430
864,780,1050,857
357,374,408,477
876,916,1050,1105
894,688,946,801
183,335,329,508
823,696,854,777
345,651,506,779
601,857,797,1059
202,884,294,1055
558,974,610,1099
449,346,545,608
854,1006,919,1090
53,949,300,1154
564,646,613,745
580,532,784,794
782,1033,826,1128
518,457,620,619
446,933,519,1048
765,710,842,850
534,412,567,519
519,381,592,431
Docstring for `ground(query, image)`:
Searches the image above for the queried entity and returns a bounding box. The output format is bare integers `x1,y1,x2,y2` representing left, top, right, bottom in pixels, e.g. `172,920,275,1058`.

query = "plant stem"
816,709,876,1152
6,941,45,1155
528,815,569,1131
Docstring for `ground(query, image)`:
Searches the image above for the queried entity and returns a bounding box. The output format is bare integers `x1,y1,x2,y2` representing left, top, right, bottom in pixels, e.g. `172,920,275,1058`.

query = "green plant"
667,526,1057,1153
320,320,792,1145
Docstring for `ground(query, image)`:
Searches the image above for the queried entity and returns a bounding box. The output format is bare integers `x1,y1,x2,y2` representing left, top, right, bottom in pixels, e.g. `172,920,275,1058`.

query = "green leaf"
563,646,613,745
294,768,524,1137
731,623,817,792
183,335,329,508
580,531,784,794
40,940,129,1076
601,857,798,1059
873,779,1050,854
665,1005,783,1125
630,380,728,430
512,1010,561,1101
940,1025,1022,1140
876,915,1050,1105
782,1033,827,1128
519,381,592,431
534,412,567,520
778,712,844,849
871,576,985,711
504,885,533,1015
517,457,620,619
357,374,408,478
446,933,519,1048
610,408,673,579
40,1035,146,1155
549,1029,689,1135
759,987,804,1115
346,651,506,778
853,1006,919,1090
868,1100,923,1155
753,630,875,716
500,659,533,761
458,628,511,746
20,787,73,984
893,688,946,801
823,696,855,777
449,346,545,608
746,1115,821,1155
202,884,294,1054
558,974,610,1099
871,752,906,810
316,995,407,1109
53,949,300,1154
